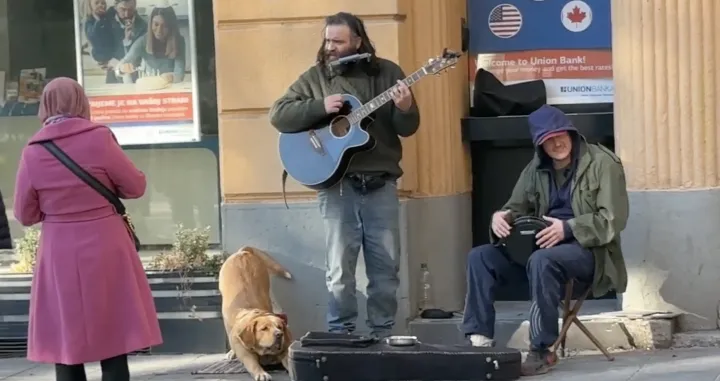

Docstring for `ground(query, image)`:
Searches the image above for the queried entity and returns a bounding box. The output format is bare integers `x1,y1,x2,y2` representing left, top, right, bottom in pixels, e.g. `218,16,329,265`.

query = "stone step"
409,301,680,352
673,331,720,348
0,250,227,274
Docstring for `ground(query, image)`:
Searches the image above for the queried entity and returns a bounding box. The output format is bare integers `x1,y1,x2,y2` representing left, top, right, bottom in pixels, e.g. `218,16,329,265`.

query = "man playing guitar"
269,11,420,339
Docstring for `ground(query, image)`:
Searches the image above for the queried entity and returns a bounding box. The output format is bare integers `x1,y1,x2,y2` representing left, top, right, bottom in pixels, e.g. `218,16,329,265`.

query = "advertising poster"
468,0,613,105
73,0,200,145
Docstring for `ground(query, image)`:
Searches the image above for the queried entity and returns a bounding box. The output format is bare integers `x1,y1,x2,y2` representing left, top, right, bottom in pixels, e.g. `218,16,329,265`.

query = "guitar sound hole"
330,117,351,138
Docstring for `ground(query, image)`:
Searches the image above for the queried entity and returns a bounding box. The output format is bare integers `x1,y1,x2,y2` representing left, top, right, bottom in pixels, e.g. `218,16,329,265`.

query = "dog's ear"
237,319,258,349
282,323,292,349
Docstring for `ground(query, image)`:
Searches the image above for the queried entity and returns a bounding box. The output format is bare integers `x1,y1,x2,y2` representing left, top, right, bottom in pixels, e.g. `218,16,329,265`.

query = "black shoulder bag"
35,141,141,251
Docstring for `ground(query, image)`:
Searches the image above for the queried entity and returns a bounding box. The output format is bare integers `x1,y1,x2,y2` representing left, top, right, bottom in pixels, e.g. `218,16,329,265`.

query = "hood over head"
528,105,582,166
528,104,579,147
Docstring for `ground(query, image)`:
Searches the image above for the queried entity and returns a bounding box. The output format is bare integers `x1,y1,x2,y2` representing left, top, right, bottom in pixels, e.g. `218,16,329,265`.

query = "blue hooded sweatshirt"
528,105,580,239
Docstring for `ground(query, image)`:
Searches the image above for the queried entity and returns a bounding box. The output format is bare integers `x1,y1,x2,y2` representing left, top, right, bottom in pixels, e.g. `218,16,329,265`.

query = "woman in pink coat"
14,77,162,381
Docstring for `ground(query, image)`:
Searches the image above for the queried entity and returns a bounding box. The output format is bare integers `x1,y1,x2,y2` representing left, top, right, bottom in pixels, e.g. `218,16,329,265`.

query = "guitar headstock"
423,48,462,75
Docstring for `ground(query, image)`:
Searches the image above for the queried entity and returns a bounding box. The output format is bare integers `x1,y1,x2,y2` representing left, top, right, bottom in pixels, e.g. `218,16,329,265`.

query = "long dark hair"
316,12,378,73
146,6,180,59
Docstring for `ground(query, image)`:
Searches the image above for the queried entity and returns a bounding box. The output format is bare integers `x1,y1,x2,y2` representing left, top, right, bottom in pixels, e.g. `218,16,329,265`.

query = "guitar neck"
347,67,427,123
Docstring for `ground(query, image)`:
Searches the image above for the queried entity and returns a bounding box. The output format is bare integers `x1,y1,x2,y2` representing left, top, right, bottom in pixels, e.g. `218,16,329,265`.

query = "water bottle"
419,263,433,312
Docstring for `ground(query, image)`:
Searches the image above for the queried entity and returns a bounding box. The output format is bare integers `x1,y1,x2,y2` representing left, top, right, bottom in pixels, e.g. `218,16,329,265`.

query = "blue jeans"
461,242,594,350
317,177,400,337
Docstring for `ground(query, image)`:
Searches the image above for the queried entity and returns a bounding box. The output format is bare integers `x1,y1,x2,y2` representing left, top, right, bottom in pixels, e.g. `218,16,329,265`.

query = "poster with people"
73,0,199,145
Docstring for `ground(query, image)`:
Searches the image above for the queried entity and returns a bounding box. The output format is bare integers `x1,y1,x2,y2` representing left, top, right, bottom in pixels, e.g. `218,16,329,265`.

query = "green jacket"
491,139,629,297
268,58,420,178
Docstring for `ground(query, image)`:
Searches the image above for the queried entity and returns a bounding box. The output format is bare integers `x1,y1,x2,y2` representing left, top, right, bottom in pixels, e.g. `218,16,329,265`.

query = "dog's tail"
241,246,292,280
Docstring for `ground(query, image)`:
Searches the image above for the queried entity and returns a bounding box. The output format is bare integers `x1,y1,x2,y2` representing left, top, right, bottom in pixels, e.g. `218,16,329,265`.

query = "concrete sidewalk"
2,348,720,380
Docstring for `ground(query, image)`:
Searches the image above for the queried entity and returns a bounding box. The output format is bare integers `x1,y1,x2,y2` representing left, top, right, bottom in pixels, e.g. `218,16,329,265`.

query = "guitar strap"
282,170,289,209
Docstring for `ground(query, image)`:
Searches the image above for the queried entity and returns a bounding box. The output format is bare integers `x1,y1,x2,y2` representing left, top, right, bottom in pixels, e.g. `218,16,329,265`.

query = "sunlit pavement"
2,348,720,380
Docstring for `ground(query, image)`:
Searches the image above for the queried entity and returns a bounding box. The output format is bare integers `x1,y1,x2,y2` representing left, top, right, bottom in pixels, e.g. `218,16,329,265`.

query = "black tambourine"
496,216,551,266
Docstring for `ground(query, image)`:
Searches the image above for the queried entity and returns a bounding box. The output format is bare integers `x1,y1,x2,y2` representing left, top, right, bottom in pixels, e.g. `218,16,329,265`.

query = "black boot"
521,349,558,376
100,354,130,381
55,363,87,381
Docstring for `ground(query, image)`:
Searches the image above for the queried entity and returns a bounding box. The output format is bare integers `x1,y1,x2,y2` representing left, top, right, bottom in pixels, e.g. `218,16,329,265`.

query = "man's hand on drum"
491,210,512,238
535,216,564,249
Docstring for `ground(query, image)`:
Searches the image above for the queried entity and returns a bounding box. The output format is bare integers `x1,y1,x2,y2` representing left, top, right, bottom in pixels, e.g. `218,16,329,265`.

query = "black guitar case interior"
471,69,547,117
496,216,551,266
288,332,522,381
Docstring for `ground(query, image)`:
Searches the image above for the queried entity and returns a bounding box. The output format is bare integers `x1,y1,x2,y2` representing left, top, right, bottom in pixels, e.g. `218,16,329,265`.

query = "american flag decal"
488,4,523,39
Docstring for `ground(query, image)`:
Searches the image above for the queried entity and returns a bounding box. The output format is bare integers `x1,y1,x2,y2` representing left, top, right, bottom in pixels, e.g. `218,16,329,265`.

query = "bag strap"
35,141,127,215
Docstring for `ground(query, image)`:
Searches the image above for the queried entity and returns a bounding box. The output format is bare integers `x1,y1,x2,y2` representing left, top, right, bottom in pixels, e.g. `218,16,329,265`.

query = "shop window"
0,0,220,249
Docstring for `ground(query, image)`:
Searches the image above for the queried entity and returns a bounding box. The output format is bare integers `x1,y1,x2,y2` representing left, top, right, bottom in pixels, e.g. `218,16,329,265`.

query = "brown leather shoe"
521,350,558,376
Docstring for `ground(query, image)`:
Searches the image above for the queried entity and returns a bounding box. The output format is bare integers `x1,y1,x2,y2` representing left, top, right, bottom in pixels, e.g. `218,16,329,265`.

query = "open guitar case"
288,332,522,381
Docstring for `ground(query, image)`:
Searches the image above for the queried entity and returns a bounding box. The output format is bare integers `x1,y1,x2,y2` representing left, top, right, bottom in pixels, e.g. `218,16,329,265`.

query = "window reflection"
0,0,220,247
125,146,220,245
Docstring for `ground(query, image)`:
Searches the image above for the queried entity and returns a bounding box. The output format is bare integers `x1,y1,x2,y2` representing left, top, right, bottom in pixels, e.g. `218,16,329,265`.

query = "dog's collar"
275,313,288,325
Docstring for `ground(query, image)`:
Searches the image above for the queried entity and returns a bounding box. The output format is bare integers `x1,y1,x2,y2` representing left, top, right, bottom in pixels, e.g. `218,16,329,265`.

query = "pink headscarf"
38,77,91,123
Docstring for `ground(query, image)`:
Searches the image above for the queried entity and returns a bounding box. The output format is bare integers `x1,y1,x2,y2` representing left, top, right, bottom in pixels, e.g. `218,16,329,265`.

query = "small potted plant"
0,227,41,357
144,225,229,354
9,227,40,274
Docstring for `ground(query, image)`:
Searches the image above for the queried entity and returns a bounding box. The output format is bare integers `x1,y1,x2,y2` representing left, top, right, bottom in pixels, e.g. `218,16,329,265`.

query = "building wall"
613,0,720,331
212,0,471,335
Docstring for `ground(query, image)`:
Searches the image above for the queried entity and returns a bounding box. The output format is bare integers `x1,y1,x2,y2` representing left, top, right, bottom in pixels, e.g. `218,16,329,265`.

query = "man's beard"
118,12,135,23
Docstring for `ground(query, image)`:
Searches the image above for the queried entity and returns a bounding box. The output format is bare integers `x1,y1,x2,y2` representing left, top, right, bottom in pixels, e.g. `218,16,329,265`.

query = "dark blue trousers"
461,242,595,350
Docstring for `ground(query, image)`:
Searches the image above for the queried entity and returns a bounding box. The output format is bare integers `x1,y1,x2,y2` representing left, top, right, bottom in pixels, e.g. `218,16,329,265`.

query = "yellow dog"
219,246,293,381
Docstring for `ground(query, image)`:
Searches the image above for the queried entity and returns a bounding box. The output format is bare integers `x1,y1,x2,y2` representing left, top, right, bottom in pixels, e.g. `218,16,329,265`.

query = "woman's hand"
120,63,135,74
161,73,174,83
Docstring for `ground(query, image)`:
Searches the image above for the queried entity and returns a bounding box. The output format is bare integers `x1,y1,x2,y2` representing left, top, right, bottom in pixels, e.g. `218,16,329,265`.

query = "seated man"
461,105,629,376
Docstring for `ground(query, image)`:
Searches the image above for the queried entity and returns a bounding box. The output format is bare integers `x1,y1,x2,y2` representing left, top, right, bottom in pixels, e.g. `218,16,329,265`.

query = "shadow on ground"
528,348,720,381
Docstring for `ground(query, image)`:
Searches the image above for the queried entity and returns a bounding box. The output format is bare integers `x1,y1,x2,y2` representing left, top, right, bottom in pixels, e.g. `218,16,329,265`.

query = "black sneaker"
521,350,558,376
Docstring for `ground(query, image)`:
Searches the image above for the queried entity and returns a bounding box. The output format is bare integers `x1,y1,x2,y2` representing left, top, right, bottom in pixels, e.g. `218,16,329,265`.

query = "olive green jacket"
491,140,630,297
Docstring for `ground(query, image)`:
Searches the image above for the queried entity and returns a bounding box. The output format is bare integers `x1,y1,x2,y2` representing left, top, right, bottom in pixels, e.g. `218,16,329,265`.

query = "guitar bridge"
308,130,326,155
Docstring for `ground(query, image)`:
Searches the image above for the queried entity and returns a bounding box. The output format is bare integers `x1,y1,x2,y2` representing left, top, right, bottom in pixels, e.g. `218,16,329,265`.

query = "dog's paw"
224,349,235,360
254,371,272,381
281,356,290,371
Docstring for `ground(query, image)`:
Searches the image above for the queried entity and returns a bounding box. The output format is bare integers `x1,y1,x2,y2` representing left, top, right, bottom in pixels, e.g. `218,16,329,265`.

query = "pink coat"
14,117,162,365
